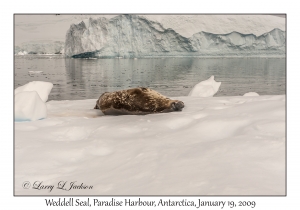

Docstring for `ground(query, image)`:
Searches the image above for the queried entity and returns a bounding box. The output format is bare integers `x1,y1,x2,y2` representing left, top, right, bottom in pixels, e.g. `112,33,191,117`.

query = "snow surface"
15,91,47,121
244,92,260,96
188,76,221,97
15,81,53,102
15,95,285,195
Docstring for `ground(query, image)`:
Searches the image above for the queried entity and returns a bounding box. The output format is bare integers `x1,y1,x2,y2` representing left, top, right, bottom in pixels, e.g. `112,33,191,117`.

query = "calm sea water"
14,55,286,100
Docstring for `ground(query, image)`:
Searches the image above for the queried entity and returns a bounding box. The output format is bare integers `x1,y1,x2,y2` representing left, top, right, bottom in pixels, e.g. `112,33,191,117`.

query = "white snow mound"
188,76,221,97
15,81,53,102
243,92,260,96
15,91,47,121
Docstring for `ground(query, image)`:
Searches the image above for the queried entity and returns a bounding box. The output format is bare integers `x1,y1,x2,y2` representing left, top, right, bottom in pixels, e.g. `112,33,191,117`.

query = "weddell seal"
94,87,184,115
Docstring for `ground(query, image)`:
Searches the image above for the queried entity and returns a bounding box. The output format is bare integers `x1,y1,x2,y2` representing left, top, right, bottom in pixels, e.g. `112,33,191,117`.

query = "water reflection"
14,56,286,100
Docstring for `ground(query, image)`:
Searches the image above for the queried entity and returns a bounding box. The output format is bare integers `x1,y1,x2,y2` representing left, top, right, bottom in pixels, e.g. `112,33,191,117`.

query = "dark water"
14,55,286,100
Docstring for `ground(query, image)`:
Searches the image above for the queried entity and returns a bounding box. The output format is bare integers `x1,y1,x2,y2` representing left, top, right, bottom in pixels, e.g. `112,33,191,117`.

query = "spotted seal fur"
94,87,184,115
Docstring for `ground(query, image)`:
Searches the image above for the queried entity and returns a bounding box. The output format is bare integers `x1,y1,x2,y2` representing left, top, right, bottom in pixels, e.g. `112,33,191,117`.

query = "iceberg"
64,15,286,58
190,28,285,56
14,81,53,121
15,41,64,55
15,91,47,121
142,15,286,38
28,71,43,74
17,51,27,55
15,81,53,102
188,76,221,97
243,92,260,96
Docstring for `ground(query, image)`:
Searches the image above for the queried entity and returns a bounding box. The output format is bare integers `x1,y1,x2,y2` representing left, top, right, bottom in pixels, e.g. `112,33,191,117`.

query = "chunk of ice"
28,71,43,74
188,76,221,97
243,92,260,96
15,91,47,121
15,81,53,102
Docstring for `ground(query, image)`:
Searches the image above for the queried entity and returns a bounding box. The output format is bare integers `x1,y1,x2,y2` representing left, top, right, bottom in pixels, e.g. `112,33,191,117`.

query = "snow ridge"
65,14,285,58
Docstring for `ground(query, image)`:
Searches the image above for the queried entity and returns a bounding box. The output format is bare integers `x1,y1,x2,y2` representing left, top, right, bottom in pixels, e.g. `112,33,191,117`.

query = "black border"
13,13,287,197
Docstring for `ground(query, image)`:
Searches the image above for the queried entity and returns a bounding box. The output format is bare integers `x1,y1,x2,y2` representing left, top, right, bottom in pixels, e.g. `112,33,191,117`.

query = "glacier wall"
190,29,285,56
15,41,65,55
64,15,285,58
